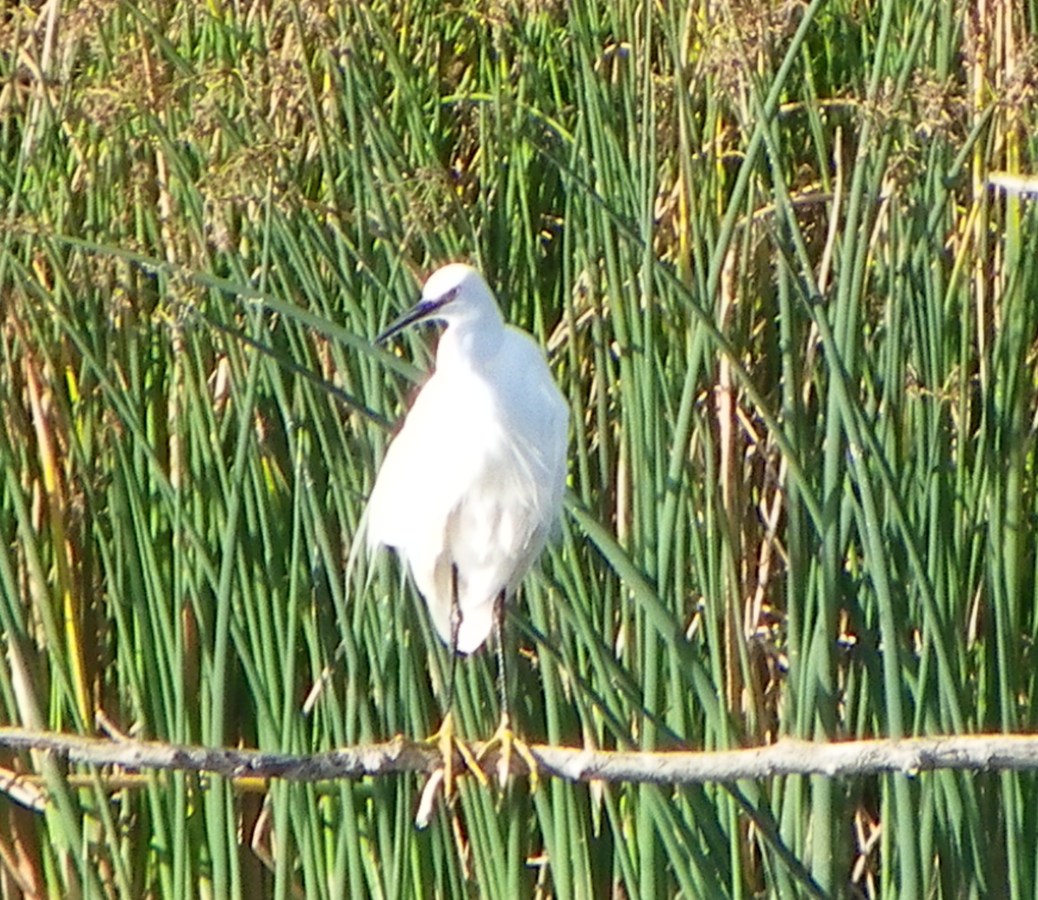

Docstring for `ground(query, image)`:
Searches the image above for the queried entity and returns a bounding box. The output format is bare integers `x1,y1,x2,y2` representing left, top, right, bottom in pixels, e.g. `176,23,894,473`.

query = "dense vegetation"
2,0,1038,896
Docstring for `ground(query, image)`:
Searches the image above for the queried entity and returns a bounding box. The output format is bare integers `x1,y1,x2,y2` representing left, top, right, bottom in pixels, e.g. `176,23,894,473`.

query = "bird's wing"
366,332,569,654
366,372,506,649
447,337,569,651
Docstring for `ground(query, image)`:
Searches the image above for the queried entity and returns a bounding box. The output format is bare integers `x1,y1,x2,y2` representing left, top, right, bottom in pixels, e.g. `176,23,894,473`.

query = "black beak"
376,291,455,343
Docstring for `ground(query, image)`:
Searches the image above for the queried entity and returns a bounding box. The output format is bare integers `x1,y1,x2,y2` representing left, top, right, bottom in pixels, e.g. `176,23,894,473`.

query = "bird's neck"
437,320,505,371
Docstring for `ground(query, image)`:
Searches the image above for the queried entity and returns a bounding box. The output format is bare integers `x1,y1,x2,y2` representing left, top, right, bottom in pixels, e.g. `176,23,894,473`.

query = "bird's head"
377,263,504,344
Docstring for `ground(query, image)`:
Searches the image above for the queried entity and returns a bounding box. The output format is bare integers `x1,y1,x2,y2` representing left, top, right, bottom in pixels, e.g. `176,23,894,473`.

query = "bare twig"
1,728,1038,797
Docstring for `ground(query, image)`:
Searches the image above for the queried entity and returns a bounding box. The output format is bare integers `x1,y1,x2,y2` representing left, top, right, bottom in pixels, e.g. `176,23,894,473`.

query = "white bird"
367,263,568,792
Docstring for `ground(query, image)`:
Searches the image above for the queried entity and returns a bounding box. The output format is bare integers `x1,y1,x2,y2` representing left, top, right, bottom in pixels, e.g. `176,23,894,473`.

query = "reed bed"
1,1,1037,896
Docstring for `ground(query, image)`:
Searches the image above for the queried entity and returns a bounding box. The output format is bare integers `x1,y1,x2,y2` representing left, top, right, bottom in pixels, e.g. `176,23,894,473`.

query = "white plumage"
367,264,568,654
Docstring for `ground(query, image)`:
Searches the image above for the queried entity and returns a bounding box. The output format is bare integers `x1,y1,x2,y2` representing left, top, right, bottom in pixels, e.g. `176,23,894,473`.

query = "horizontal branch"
2,728,1038,795
2,726,1038,793
537,733,1038,783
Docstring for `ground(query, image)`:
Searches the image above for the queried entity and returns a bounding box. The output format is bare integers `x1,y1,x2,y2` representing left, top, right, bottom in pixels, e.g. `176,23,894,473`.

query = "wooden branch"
2,728,1038,793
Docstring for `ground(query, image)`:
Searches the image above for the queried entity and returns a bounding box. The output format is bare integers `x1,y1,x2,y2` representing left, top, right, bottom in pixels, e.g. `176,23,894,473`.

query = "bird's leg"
438,570,461,798
480,590,539,788
493,589,511,730
429,565,484,800
445,566,461,711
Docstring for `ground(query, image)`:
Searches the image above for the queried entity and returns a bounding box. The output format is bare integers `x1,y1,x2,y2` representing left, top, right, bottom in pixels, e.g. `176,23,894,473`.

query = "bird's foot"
432,710,487,793
415,711,489,828
477,713,539,790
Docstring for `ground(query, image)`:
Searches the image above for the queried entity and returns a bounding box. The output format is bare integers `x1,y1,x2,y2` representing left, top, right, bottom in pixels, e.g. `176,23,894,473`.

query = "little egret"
367,262,568,793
